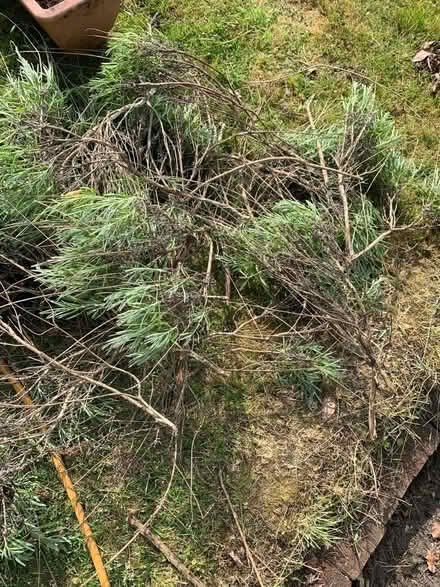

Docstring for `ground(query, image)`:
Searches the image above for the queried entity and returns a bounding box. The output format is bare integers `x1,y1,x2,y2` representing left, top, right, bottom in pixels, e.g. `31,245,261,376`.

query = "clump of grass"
0,475,74,567
140,0,277,83
277,343,344,408
294,498,343,551
0,51,67,264
394,0,440,37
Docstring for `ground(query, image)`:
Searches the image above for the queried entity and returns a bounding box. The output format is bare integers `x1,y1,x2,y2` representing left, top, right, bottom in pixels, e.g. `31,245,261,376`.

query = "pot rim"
19,0,97,21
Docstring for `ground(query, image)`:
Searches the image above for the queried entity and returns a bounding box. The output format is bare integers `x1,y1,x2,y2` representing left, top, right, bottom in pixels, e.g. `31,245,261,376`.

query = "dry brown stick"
203,238,214,301
218,470,265,587
128,514,208,587
224,268,231,301
368,371,378,441
349,224,417,265
305,98,328,187
336,164,354,260
348,192,418,265
241,185,255,218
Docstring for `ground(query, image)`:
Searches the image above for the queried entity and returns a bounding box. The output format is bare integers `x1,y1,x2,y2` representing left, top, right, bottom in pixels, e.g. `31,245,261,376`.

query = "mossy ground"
2,0,440,585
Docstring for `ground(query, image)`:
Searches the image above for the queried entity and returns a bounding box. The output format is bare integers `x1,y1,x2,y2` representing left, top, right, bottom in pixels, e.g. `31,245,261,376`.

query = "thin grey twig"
219,470,265,587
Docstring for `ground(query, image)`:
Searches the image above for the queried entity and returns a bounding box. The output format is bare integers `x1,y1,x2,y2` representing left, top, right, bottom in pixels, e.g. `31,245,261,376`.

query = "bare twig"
218,470,265,587
349,197,418,265
336,162,354,260
0,319,177,434
128,514,208,587
368,371,378,441
241,185,255,218
224,268,231,301
350,228,392,264
305,97,329,187
203,238,214,302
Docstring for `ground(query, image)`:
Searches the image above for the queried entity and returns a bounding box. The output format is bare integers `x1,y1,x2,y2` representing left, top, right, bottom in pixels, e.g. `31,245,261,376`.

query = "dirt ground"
363,445,440,586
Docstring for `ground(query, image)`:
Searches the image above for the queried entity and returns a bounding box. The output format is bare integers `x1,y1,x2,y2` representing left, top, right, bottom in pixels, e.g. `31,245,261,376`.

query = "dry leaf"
413,49,433,63
432,521,440,539
424,41,437,50
426,550,438,573
321,393,337,421
432,72,440,94
228,550,244,567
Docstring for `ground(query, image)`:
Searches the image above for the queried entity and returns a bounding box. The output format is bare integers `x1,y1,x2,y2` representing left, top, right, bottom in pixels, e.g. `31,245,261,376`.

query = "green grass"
119,0,277,84
3,381,250,586
112,0,440,190
279,0,440,165
124,0,439,161
171,0,440,192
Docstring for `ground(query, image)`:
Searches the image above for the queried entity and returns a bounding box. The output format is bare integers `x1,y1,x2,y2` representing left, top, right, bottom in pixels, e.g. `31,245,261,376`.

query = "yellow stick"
0,359,110,587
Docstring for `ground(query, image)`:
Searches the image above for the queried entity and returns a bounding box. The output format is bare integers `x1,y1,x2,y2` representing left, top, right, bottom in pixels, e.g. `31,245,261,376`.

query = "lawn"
1,0,440,585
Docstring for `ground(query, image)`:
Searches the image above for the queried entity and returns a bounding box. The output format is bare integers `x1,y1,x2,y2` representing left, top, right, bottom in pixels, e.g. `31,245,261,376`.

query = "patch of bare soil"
362,446,440,586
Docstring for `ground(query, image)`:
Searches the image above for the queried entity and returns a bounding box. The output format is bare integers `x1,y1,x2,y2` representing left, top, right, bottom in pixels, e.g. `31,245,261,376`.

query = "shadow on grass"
1,363,251,585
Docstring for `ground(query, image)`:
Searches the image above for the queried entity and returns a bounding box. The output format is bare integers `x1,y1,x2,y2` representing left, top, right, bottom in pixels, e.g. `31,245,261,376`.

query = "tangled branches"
1,35,432,418
0,33,437,576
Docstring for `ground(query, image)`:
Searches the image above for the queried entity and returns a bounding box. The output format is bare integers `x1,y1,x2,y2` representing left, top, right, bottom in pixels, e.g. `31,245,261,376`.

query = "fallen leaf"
432,72,440,94
228,550,243,567
321,393,337,421
424,41,437,50
426,550,438,573
432,521,440,539
413,49,433,63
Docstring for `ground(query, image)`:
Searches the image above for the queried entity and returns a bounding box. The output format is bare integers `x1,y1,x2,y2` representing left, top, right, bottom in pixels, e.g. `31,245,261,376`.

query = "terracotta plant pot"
18,0,121,50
